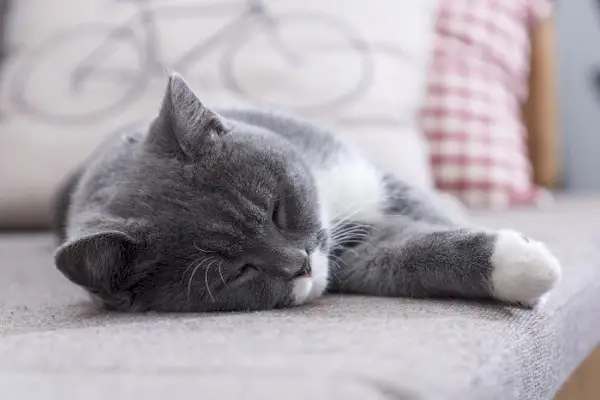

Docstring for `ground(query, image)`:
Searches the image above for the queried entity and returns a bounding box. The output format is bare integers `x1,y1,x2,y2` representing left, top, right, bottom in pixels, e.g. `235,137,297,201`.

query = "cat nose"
279,255,311,279
294,257,312,278
252,247,310,279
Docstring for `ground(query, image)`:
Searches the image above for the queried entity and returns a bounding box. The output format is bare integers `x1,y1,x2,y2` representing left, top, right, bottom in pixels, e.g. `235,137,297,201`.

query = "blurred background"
558,0,600,190
0,0,576,227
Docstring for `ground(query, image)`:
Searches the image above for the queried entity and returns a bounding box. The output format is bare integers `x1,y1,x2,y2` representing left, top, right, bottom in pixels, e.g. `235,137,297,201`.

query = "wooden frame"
524,14,560,188
555,346,600,400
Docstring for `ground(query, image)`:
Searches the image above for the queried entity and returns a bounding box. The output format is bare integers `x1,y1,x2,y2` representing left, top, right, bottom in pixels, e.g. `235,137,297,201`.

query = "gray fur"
329,218,494,299
54,73,503,312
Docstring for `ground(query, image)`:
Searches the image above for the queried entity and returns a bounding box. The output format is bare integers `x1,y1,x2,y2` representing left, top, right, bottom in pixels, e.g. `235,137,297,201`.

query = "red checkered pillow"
421,0,553,209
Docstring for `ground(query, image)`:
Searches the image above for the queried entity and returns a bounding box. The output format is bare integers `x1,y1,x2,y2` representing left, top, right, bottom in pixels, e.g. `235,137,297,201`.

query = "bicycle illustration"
10,0,376,124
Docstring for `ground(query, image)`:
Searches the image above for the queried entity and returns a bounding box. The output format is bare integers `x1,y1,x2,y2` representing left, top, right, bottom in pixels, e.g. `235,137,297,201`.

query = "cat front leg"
328,219,561,306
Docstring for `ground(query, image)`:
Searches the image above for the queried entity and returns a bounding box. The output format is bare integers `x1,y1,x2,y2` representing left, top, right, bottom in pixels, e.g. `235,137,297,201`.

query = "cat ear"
54,231,140,294
149,73,226,158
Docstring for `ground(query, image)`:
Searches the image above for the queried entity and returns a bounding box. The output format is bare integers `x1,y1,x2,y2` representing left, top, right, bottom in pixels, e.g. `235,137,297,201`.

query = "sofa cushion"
421,0,554,209
1,196,600,399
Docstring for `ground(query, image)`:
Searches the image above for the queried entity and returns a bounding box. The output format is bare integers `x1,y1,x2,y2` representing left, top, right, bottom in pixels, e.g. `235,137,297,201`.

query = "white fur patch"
313,153,385,224
293,146,387,306
291,277,313,305
491,229,562,306
307,249,329,299
291,248,329,306
292,151,385,306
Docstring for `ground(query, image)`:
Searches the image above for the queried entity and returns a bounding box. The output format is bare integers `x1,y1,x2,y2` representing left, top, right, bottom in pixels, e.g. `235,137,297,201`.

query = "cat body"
54,74,561,312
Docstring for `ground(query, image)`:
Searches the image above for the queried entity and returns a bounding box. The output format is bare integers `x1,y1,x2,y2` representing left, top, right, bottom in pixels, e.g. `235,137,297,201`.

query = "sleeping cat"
53,73,561,312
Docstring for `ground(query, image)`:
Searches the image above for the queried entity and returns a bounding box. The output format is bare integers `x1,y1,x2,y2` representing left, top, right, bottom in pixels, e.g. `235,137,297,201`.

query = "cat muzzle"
293,258,312,278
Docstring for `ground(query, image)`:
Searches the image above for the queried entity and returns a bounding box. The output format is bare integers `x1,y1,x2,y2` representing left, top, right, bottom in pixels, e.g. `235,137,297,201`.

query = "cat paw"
490,229,562,306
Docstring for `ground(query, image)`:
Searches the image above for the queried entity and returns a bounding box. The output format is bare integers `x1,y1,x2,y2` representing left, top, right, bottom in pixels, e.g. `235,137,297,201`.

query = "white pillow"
0,0,439,227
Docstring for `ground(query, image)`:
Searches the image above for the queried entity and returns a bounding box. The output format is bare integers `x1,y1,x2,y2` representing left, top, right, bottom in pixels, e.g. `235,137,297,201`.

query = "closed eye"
272,199,287,230
242,264,259,273
234,264,261,282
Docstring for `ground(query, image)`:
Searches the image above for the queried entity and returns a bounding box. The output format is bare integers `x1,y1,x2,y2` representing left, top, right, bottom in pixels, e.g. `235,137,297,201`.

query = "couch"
1,196,600,399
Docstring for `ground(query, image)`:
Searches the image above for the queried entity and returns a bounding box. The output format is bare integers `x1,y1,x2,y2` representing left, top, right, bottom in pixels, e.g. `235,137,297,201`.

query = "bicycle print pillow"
0,0,440,227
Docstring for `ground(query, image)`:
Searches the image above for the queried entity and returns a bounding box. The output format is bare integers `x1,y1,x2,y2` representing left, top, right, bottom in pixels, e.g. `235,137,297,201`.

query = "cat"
53,73,562,312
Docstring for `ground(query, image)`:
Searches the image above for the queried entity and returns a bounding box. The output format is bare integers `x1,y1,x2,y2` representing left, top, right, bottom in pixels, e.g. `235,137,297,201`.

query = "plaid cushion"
421,0,553,209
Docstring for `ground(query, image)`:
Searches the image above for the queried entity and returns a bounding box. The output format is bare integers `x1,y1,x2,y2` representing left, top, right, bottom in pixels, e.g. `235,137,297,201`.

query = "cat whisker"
335,246,360,257
326,257,344,301
334,233,376,248
355,239,376,250
204,259,218,303
331,221,374,231
186,256,215,302
217,260,226,287
193,242,213,253
181,259,198,286
328,228,372,246
181,256,213,285
329,221,378,241
329,232,371,248
330,241,372,253
329,207,366,229
329,268,342,284
330,224,372,237
329,231,371,244
328,252,343,264
327,254,345,274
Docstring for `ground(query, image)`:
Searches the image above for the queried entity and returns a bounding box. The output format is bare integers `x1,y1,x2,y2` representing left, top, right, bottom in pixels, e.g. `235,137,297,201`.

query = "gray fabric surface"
1,195,600,400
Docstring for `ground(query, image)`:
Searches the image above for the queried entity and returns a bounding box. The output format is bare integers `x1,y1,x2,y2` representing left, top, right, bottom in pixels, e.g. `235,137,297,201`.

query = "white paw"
490,230,562,306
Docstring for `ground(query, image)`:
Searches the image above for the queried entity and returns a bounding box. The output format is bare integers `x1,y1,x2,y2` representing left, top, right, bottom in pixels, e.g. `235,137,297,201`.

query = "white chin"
291,249,329,306
292,277,313,305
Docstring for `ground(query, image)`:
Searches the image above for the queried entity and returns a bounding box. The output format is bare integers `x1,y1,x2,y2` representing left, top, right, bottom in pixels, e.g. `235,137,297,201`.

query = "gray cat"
53,73,562,312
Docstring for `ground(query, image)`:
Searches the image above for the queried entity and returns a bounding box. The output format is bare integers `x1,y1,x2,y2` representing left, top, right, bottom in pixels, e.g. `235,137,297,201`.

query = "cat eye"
272,200,287,230
239,264,260,277
242,264,258,272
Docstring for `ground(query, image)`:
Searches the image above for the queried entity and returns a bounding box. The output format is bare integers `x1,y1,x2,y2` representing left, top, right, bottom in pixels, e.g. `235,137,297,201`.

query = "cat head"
55,74,330,312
